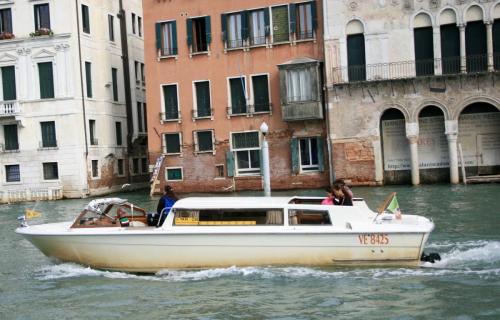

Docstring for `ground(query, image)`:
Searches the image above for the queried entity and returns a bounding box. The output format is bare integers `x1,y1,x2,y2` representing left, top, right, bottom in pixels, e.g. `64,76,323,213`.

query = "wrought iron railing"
249,36,266,46
332,54,499,84
160,110,180,121
160,47,177,56
192,108,213,119
296,29,314,40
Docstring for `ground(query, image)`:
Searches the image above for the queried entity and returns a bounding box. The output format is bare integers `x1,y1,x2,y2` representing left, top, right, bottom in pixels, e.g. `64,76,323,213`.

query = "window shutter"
171,21,178,55
1,66,16,101
264,8,270,36
186,18,193,46
311,1,317,30
226,150,234,177
291,138,299,174
241,11,249,40
155,22,162,49
38,62,54,99
316,137,324,172
205,16,212,43
85,62,92,98
221,14,227,42
289,3,296,34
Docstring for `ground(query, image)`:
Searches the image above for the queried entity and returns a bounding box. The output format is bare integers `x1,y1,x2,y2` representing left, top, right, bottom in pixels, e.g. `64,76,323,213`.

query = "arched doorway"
418,106,449,183
380,108,410,184
458,103,500,176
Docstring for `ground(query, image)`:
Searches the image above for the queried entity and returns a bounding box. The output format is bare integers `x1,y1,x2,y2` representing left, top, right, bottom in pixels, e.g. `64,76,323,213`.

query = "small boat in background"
16,195,436,273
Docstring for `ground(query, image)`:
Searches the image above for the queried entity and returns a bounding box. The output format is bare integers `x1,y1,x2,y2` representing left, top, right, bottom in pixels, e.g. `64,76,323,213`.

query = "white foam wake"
425,240,500,268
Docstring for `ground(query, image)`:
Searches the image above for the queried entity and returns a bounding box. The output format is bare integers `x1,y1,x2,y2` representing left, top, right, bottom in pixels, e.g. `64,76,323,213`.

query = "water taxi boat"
16,196,435,273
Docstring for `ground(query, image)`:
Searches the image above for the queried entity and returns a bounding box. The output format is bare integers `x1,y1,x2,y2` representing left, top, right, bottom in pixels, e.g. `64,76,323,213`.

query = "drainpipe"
118,0,134,183
321,0,335,185
75,0,90,195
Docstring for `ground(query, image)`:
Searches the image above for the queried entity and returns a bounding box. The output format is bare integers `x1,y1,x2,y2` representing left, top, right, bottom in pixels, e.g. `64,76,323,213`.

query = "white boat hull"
18,226,430,272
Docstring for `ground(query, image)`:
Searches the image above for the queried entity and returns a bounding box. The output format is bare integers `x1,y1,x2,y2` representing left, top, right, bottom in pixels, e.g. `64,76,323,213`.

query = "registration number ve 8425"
358,234,390,245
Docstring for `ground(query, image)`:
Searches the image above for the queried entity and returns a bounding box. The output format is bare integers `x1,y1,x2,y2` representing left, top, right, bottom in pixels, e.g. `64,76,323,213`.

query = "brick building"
144,0,330,193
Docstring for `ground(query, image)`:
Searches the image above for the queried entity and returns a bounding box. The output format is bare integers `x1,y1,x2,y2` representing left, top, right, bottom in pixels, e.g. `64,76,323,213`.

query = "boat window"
288,197,323,205
174,209,284,226
288,209,331,225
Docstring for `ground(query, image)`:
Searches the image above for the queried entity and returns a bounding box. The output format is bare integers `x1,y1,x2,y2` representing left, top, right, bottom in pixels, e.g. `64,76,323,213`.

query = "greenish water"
1,185,499,319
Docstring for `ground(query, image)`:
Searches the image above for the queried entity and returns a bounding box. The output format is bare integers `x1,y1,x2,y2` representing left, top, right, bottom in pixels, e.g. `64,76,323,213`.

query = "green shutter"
226,150,234,177
272,6,289,42
85,62,92,98
163,85,178,119
241,11,248,40
252,75,269,112
155,22,162,49
316,137,324,172
38,62,54,99
172,21,178,55
221,14,227,42
230,78,246,114
4,124,18,150
41,121,56,147
186,18,193,46
289,3,296,34
205,16,212,43
264,8,270,36
414,27,434,76
311,1,317,30
1,66,16,101
196,81,211,117
291,138,299,174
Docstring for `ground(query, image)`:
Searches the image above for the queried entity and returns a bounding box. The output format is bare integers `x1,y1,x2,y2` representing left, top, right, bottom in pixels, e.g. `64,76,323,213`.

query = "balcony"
282,100,323,121
332,54,500,85
0,101,21,117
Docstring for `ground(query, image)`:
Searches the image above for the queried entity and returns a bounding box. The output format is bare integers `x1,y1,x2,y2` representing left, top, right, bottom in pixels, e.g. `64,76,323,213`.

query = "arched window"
465,6,487,72
440,9,460,74
346,20,365,82
413,13,434,76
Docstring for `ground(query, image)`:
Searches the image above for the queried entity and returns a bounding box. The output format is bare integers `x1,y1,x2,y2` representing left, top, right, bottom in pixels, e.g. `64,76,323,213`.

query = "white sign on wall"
382,113,500,171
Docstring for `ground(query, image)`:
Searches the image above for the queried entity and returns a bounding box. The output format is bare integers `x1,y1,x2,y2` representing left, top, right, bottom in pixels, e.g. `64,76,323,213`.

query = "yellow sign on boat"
25,209,41,219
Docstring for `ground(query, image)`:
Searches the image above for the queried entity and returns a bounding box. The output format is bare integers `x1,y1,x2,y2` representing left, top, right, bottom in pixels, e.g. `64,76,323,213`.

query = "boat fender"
420,252,441,263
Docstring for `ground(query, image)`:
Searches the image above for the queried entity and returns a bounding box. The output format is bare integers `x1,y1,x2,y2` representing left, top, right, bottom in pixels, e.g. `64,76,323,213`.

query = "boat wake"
33,240,500,282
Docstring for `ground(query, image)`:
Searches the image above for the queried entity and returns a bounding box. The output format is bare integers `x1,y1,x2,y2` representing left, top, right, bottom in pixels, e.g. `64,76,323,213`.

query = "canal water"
0,185,499,319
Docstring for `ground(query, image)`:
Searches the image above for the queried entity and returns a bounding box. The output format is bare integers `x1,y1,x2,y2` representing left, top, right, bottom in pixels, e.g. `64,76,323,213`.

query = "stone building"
0,0,148,203
323,0,500,185
144,0,330,193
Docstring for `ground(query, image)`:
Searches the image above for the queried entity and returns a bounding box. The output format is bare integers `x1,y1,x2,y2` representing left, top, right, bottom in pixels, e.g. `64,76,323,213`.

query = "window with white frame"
295,2,315,40
231,131,260,175
42,162,58,180
187,16,210,53
194,81,211,118
5,164,20,182
162,84,179,120
166,167,183,181
0,8,13,34
299,137,319,171
286,68,313,102
249,9,266,46
34,3,50,31
229,77,247,115
194,130,214,153
159,21,177,56
163,133,181,155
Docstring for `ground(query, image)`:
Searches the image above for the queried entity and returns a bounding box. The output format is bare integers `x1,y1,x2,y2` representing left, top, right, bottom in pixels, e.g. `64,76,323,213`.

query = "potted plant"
30,28,54,37
0,32,15,40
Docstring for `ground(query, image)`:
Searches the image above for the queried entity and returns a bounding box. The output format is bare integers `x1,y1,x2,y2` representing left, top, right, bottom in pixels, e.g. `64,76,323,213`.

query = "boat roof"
174,196,330,210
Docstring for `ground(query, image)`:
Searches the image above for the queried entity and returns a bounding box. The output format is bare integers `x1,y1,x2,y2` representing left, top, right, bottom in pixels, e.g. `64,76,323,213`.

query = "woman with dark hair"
333,179,353,206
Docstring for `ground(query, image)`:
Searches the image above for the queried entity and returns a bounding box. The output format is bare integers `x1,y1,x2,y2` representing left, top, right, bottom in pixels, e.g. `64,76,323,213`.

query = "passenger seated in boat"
117,207,130,227
321,187,335,205
156,185,179,225
333,179,353,206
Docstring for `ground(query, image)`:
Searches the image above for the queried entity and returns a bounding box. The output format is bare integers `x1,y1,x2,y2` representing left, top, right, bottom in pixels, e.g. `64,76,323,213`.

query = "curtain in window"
287,69,312,102
297,3,312,39
250,10,265,45
228,14,242,48
161,22,177,55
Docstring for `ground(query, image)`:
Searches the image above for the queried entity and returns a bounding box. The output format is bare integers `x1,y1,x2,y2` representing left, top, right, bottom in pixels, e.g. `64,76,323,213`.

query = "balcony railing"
192,108,213,119
0,101,20,117
332,54,500,85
